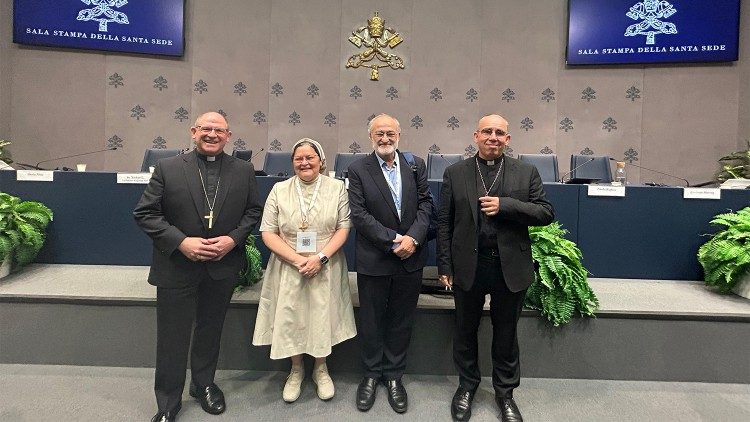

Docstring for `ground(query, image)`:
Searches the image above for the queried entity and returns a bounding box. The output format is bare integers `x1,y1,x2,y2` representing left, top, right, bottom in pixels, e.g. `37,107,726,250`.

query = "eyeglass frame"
476,127,509,138
194,125,231,136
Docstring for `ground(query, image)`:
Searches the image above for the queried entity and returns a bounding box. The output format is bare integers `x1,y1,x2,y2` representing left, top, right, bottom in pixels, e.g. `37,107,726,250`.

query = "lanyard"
295,176,322,230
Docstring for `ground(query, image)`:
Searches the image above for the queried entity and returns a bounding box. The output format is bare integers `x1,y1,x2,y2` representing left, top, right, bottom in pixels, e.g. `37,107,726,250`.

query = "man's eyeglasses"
371,131,399,140
478,128,508,138
195,126,230,136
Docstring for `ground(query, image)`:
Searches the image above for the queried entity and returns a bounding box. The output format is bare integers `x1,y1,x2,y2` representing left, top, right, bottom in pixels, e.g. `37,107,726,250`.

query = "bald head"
473,114,511,160
191,111,232,156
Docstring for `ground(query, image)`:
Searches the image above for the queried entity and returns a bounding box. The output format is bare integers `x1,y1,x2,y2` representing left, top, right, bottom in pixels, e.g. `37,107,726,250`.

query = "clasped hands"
294,254,322,279
178,236,235,262
392,234,417,260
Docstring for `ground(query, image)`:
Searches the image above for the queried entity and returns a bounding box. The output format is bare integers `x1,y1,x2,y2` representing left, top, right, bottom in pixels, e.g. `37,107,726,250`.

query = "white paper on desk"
683,188,721,200
16,170,54,181
587,185,625,197
117,173,152,184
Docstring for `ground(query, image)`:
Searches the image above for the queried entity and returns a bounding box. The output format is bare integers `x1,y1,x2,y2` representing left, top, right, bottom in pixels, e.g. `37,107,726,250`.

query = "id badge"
296,231,317,253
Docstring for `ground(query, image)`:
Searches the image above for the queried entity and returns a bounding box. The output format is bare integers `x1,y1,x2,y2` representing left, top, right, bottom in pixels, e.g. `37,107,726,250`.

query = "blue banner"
567,0,740,65
14,0,184,57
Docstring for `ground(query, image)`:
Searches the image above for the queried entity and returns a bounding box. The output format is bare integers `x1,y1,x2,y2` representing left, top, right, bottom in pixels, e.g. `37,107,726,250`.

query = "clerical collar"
196,151,224,162
476,154,503,167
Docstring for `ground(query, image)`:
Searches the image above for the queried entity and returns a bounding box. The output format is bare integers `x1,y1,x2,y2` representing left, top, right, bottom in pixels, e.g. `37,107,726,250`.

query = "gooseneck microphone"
32,147,118,169
559,158,595,183
249,147,265,161
608,157,689,187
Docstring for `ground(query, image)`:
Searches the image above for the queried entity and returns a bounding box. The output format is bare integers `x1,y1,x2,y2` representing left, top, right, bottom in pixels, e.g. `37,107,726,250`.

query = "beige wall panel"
405,0,482,157
0,0,12,140
641,66,739,185
190,0,271,167
738,2,750,150
10,47,106,170
338,0,413,154
266,0,342,163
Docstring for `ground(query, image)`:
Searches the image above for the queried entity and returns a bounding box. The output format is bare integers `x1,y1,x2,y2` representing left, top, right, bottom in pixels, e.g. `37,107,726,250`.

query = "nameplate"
16,170,54,181
683,188,721,200
587,185,625,197
117,173,152,184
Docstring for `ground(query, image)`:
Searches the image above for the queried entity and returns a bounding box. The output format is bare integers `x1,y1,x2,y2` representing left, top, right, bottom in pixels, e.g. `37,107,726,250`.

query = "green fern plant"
715,140,750,182
525,222,599,326
235,234,264,292
0,192,53,272
0,140,12,164
697,207,750,293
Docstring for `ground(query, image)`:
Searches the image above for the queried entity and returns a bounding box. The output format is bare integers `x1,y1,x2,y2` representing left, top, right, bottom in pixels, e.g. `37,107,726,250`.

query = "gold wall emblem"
346,12,405,81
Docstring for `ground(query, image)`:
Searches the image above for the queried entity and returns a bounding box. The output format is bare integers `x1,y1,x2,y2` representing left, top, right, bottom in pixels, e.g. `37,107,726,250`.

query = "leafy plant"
0,140,12,164
715,140,750,182
0,192,53,271
525,222,599,326
235,234,263,292
697,207,750,293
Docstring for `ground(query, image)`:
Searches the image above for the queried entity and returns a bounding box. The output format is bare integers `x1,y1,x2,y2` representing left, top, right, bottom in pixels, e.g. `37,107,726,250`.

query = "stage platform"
1,264,749,384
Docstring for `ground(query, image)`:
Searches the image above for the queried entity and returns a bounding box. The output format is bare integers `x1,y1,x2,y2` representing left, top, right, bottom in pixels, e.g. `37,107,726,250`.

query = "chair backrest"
262,151,293,177
140,149,181,172
333,152,368,178
231,149,253,161
427,153,463,180
518,154,559,183
569,155,613,183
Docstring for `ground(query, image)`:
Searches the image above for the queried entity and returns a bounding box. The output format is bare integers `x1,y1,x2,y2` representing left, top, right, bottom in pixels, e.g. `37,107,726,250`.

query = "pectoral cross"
204,210,214,229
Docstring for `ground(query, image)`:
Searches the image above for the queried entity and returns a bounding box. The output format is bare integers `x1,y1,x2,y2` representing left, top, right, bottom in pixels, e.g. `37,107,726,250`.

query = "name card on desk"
683,188,721,200
587,185,625,197
117,173,152,184
16,170,54,181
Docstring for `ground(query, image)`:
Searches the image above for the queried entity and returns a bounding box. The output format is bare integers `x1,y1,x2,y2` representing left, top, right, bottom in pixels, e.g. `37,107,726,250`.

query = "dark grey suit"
437,154,554,395
134,151,261,413
347,151,435,380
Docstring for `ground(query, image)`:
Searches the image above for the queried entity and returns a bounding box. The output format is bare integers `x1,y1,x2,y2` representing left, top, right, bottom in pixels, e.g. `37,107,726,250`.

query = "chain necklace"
198,168,220,229
475,156,504,196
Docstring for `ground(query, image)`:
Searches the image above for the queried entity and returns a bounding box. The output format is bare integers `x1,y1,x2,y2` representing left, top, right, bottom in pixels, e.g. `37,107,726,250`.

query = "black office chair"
569,154,613,183
262,151,293,177
519,154,559,183
426,153,463,180
333,152,368,178
231,149,253,161
140,148,181,172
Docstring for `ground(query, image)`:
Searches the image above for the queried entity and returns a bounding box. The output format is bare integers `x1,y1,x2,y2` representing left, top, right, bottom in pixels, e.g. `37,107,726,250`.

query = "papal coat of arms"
345,12,405,81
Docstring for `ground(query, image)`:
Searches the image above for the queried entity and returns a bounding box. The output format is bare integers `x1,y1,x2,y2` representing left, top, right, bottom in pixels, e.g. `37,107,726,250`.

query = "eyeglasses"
293,155,319,164
478,128,508,138
371,131,399,140
195,126,230,136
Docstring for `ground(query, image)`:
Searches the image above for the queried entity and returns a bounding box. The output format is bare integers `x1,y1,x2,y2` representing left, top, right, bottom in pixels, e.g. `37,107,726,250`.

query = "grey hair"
367,113,401,133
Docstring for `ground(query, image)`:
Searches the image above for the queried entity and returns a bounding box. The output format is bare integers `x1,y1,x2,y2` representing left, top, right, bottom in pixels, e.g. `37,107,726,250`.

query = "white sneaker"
312,363,335,400
283,364,304,402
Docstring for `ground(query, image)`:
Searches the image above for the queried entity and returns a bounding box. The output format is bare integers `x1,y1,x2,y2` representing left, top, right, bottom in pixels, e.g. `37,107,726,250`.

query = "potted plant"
697,207,750,298
715,141,750,188
0,192,53,278
0,140,12,169
525,222,599,326
235,234,264,292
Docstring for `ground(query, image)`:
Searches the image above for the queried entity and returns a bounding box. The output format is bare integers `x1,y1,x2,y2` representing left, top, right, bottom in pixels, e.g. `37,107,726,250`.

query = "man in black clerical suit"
134,111,262,422
347,113,436,414
437,114,554,422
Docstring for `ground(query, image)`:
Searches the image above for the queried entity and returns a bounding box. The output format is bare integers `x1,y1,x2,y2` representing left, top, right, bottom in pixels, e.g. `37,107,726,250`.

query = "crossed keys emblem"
346,12,405,81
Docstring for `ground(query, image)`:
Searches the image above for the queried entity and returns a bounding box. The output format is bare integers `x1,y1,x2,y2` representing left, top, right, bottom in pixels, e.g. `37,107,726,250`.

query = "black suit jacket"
133,151,262,288
437,155,554,292
347,151,435,276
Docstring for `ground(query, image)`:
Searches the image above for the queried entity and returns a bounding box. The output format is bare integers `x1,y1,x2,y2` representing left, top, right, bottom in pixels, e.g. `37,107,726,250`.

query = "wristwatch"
318,252,329,264
412,238,420,247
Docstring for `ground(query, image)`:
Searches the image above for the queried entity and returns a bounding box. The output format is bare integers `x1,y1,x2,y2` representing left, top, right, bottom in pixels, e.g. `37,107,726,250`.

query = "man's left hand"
393,235,416,259
206,236,236,261
479,196,501,217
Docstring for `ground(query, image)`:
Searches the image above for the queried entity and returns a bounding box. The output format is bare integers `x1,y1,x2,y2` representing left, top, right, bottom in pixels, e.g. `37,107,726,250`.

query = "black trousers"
154,268,236,413
453,253,526,397
357,270,423,381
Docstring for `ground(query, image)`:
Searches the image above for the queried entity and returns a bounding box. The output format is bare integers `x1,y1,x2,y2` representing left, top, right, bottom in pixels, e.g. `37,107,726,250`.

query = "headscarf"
292,138,327,173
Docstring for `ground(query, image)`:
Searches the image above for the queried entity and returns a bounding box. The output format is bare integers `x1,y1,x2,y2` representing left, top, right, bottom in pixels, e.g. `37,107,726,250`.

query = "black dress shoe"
384,379,408,413
356,377,378,411
451,387,474,421
496,396,523,422
189,382,226,415
150,403,180,422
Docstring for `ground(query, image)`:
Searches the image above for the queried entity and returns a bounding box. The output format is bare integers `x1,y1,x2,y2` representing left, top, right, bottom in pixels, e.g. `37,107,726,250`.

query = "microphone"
34,147,118,169
609,157,689,187
249,147,265,161
559,158,595,183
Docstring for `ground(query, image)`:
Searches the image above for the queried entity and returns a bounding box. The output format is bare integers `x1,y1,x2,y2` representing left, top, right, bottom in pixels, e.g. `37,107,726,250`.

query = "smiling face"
190,112,231,156
369,114,400,161
292,143,322,182
473,114,511,161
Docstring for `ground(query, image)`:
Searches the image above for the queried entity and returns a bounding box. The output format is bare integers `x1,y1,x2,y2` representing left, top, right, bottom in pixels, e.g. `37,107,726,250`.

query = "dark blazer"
347,151,435,276
437,155,554,292
133,151,262,288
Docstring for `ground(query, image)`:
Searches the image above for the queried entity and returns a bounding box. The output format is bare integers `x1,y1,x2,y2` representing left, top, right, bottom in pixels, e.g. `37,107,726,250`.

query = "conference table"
1,171,748,280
